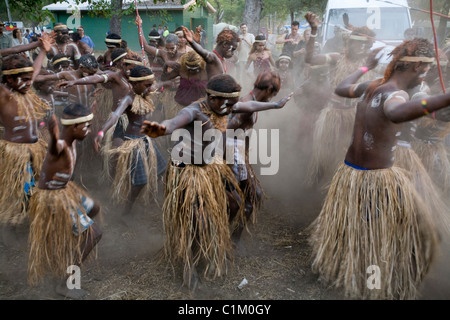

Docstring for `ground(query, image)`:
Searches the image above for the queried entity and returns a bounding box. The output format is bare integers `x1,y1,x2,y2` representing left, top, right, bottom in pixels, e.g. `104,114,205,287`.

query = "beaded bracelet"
421,99,430,115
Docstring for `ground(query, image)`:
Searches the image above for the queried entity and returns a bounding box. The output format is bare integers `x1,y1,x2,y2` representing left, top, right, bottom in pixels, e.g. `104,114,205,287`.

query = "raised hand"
365,46,385,70
182,26,194,43
141,120,166,138
305,12,320,29
193,26,201,43
39,31,56,52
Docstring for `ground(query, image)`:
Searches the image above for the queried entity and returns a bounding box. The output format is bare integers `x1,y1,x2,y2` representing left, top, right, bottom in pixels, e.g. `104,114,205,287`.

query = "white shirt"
237,32,255,62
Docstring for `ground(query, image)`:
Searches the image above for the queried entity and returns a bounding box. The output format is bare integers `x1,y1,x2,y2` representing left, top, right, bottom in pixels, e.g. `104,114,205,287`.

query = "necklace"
199,101,228,132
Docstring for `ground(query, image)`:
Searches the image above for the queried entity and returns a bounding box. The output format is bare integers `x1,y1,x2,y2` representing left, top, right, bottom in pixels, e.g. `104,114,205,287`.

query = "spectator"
236,23,255,84
276,21,301,58
77,26,95,49
71,31,93,55
11,28,30,59
158,24,164,38
0,20,12,50
198,25,207,48
163,26,169,38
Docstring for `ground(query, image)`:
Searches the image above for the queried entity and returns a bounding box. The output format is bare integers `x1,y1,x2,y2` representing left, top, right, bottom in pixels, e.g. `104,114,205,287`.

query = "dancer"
0,33,53,229
94,66,165,221
310,38,448,300
27,104,102,299
141,74,292,290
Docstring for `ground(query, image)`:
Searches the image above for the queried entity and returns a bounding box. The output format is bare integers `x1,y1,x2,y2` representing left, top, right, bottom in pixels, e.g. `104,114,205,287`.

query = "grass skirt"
306,105,356,187
162,158,244,285
162,89,183,119
105,135,158,205
0,139,47,226
309,163,439,299
394,145,450,235
27,182,95,285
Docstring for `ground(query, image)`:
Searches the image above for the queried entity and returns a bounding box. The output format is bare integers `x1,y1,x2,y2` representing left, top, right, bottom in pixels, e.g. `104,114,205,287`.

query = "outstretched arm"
58,72,112,89
385,91,450,123
141,106,198,137
232,92,293,113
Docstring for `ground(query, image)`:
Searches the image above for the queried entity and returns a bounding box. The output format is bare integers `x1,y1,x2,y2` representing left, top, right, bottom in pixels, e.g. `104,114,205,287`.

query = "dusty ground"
1,103,449,302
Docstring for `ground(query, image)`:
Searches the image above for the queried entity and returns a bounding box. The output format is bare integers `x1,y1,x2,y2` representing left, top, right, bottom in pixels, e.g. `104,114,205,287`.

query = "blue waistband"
344,160,371,171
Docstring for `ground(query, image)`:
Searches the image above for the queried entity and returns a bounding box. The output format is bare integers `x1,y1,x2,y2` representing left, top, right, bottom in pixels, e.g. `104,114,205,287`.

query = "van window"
325,7,410,42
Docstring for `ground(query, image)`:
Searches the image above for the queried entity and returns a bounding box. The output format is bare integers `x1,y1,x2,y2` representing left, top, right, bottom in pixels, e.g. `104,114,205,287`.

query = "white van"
320,0,412,64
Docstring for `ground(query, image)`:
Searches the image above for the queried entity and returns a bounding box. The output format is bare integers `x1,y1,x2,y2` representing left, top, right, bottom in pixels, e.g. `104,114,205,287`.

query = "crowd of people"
1,10,450,301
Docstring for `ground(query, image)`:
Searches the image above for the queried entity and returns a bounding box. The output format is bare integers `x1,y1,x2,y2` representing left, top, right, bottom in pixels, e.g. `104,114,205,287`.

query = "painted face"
80,66,98,77
131,79,153,96
409,63,432,89
209,96,239,115
279,60,290,71
56,29,70,42
186,63,201,74
165,43,177,57
72,121,92,140
10,72,33,94
221,41,238,59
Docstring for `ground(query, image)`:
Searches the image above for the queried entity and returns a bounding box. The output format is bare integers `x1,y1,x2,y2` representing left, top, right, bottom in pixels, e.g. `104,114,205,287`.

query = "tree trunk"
242,0,263,35
109,0,123,36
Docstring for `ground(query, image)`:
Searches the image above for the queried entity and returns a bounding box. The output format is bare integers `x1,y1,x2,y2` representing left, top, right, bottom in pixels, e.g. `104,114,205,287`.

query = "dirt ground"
1,101,449,301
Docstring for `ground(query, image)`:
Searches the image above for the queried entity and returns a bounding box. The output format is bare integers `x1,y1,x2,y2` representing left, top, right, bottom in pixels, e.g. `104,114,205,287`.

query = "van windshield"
325,7,410,42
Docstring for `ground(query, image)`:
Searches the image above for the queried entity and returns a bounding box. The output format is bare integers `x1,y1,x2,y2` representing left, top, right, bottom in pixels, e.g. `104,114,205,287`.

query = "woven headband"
54,24,68,30
105,38,122,44
254,40,266,43
53,57,70,65
112,52,128,63
60,113,94,125
278,55,291,62
2,67,34,75
123,59,144,66
206,88,240,98
149,36,160,40
398,56,435,63
349,34,371,41
128,74,155,82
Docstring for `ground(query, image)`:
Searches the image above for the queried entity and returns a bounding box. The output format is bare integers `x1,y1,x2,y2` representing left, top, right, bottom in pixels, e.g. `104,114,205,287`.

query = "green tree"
8,0,58,31
410,0,449,47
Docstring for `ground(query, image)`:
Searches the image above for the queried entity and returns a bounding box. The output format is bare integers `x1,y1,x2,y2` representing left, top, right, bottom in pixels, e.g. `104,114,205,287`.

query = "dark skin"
41,113,102,299
141,91,291,288
0,33,54,144
94,77,155,222
182,26,238,79
47,28,81,69
35,66,99,107
304,12,374,66
334,54,450,170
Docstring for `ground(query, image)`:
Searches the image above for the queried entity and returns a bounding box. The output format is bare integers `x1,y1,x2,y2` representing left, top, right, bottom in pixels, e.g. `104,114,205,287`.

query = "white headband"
398,56,436,63
112,52,128,63
60,113,94,125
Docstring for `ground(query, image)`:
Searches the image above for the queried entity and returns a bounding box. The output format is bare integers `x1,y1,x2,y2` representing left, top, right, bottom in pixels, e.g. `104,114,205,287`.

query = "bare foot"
55,283,89,299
